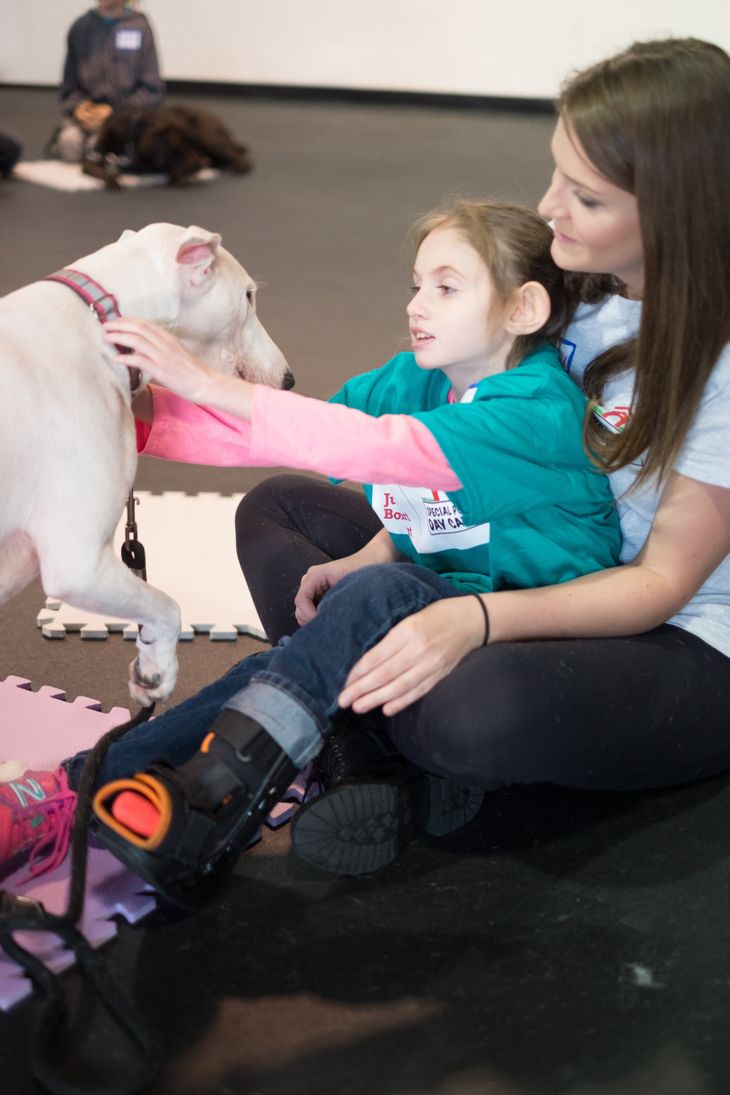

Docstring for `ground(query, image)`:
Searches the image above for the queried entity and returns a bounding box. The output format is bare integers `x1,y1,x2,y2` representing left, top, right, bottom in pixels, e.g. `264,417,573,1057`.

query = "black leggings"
236,474,730,792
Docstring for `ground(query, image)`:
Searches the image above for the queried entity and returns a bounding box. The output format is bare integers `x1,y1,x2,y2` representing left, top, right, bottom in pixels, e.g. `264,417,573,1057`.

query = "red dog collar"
45,267,142,393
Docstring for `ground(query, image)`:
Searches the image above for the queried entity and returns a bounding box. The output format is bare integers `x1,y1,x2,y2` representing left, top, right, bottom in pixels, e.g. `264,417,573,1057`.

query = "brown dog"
83,103,253,188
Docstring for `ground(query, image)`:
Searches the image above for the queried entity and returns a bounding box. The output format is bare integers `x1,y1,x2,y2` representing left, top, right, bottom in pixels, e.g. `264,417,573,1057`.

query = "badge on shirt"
371,485,490,553
116,28,142,50
593,403,631,433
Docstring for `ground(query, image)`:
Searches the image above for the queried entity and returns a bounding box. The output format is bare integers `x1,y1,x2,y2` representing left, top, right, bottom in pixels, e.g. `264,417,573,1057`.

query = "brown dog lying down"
83,103,253,188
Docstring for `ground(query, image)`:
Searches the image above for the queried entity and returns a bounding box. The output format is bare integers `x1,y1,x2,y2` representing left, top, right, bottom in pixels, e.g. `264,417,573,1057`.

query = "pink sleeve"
138,385,258,466
138,383,461,489
135,418,152,451
249,386,462,488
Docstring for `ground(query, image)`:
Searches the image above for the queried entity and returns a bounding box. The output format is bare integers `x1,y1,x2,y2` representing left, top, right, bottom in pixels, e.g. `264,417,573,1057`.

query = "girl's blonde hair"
407,199,568,370
560,38,730,483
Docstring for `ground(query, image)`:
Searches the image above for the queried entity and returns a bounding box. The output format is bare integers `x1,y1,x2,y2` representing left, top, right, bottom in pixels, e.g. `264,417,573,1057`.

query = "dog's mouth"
233,363,293,389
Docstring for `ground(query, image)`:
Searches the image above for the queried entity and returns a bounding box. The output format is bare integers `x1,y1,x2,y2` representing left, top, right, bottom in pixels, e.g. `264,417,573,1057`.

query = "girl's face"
408,226,511,394
538,117,644,298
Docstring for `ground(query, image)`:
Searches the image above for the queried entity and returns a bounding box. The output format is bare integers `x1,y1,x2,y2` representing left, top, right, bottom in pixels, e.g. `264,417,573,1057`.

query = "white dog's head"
115,223,293,390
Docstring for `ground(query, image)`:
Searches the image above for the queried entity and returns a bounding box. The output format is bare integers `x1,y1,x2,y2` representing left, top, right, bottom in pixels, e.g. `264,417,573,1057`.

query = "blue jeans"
65,563,461,788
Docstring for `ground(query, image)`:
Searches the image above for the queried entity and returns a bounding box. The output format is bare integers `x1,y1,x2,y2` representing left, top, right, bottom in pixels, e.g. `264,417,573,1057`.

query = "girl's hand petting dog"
104,318,254,417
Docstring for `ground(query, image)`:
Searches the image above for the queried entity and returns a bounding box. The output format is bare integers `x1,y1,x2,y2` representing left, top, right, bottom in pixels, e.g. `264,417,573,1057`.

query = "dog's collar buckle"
45,267,142,394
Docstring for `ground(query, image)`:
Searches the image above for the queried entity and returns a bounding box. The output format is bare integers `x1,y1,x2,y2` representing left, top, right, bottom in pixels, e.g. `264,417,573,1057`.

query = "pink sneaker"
0,765,77,882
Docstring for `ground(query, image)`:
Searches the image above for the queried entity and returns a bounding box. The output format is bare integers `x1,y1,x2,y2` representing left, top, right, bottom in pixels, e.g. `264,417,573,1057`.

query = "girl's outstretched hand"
338,595,486,716
104,318,223,406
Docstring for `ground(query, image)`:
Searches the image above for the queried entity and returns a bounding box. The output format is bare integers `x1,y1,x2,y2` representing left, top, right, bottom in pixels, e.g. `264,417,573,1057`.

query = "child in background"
51,1,163,163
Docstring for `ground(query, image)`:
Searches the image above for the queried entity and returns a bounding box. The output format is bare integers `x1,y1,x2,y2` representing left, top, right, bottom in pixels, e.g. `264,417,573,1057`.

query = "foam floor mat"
37,491,266,641
13,160,219,191
0,674,318,1010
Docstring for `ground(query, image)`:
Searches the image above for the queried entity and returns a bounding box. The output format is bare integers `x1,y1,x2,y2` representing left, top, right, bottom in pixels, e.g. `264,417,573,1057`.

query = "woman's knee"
236,475,307,538
387,645,570,787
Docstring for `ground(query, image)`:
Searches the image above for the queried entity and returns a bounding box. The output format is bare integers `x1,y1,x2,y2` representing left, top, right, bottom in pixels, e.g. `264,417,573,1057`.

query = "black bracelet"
472,594,490,646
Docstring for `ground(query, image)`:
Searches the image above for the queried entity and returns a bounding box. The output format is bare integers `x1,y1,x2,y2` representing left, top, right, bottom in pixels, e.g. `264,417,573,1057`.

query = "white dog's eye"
246,288,256,307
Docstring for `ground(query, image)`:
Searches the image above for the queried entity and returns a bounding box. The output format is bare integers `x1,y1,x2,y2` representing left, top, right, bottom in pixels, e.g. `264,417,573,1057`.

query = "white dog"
0,223,290,705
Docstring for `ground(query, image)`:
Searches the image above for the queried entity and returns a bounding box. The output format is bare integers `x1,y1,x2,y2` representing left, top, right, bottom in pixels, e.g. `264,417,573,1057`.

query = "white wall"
2,0,729,100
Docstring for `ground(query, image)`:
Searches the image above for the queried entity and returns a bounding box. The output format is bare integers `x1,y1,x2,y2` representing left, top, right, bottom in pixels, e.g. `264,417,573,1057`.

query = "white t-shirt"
562,295,730,658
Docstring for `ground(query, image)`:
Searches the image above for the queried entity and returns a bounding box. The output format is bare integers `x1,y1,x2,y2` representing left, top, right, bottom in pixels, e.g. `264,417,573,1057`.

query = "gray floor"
1,86,730,1095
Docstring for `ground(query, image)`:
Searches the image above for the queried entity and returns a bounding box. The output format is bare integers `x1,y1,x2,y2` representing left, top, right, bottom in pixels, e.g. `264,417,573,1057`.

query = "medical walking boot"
91,710,297,909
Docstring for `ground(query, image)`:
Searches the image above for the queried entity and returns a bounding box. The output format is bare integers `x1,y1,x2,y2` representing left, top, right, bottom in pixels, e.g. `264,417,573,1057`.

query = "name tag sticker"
116,28,142,50
371,484,490,553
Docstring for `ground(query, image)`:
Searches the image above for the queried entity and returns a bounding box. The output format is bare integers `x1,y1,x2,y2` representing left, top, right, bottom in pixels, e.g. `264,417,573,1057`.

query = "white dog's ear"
176,228,223,288
118,229,136,242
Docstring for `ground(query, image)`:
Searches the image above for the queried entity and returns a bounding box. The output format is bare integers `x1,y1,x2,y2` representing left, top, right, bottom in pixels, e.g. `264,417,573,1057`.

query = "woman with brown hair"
237,37,730,870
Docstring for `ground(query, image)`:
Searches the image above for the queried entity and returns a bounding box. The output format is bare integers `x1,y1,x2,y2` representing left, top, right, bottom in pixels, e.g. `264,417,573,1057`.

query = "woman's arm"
339,473,730,715
487,472,730,640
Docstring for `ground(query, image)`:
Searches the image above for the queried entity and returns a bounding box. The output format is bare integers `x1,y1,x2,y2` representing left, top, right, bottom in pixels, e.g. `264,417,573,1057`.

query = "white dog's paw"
129,656,176,707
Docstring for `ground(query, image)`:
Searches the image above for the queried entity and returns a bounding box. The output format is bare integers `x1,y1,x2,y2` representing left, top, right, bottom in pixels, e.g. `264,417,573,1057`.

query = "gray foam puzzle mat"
37,491,266,641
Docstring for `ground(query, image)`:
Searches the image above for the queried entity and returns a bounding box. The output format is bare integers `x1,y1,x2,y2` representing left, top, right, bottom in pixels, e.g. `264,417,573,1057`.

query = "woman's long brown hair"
560,38,730,484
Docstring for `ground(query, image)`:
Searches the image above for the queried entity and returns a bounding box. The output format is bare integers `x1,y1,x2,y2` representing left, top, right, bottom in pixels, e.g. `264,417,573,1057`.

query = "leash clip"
122,490,148,581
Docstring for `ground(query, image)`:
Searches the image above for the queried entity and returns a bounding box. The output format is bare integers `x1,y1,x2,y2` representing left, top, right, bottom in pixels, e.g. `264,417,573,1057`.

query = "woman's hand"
104,318,240,408
295,529,400,625
338,595,486,716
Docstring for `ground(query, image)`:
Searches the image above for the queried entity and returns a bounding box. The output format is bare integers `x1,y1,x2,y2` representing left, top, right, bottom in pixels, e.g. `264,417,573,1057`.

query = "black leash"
0,704,163,1095
120,491,147,581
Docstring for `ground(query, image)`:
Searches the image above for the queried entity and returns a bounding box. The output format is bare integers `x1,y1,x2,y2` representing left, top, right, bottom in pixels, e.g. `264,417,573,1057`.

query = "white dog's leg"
40,541,180,706
0,531,40,605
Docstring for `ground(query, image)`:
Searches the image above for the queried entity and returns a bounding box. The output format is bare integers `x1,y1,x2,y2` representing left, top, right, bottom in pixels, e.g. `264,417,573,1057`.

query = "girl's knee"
335,562,410,601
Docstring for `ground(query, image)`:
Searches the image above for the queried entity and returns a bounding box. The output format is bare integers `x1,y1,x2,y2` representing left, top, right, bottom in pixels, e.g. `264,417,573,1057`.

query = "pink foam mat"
0,675,155,1010
0,675,318,1010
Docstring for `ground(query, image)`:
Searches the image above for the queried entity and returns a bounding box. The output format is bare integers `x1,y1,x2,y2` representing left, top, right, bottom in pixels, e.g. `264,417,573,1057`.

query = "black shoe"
291,724,485,876
91,710,297,909
315,717,418,787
